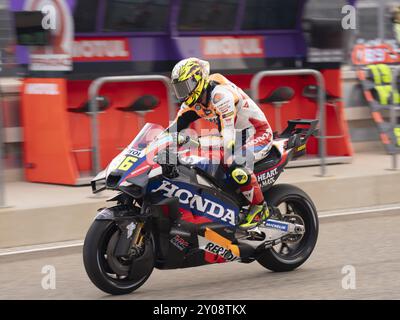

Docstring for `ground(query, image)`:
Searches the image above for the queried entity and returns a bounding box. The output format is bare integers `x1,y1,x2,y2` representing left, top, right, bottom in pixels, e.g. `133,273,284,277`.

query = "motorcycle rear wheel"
257,184,319,272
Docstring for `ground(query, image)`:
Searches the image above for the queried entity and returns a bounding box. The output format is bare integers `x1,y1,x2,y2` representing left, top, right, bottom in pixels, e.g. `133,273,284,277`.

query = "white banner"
25,0,74,71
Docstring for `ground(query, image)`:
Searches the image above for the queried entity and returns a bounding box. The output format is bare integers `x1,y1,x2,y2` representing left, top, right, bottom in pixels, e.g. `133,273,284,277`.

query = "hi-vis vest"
366,64,400,105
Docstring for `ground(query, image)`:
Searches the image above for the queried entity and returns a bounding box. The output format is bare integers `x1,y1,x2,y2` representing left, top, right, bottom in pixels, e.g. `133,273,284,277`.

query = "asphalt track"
1,210,400,300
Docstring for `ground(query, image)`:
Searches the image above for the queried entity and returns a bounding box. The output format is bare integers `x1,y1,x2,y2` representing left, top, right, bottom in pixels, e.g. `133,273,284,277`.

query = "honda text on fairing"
83,120,319,295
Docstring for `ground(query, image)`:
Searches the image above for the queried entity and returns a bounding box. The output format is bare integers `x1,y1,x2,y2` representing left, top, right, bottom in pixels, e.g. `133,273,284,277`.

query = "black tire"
83,220,154,295
257,184,319,272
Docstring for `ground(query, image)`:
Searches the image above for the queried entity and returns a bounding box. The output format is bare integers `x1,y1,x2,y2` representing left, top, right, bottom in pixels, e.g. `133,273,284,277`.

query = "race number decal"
118,156,138,171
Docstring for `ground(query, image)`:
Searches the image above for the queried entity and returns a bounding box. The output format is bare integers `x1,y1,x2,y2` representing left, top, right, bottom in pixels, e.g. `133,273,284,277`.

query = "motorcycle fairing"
178,151,243,198
255,146,289,190
147,178,240,228
150,204,250,269
102,123,172,189
197,227,241,262
146,167,249,269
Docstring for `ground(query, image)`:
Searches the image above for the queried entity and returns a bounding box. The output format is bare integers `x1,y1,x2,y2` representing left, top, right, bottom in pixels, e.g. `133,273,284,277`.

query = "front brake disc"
106,231,131,277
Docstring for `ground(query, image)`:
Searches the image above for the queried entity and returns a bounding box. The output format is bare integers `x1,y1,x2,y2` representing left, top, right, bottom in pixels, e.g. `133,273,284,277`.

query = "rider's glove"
171,132,188,147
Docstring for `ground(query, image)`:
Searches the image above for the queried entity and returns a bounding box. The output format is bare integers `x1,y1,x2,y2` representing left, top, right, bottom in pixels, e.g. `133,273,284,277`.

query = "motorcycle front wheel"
83,220,154,295
257,184,319,272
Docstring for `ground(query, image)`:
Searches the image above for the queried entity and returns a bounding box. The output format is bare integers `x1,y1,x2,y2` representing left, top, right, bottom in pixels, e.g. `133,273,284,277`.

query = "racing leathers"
168,73,273,209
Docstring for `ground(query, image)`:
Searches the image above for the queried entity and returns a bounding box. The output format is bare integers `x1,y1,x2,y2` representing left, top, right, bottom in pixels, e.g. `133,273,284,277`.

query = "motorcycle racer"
168,57,273,230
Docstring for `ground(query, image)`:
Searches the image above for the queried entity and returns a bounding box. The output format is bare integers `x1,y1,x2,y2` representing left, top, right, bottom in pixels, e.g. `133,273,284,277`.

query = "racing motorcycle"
83,119,319,295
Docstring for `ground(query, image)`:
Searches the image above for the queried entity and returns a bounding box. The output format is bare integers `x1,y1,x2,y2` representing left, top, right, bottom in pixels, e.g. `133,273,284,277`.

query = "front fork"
114,220,146,258
95,204,152,258
132,222,145,249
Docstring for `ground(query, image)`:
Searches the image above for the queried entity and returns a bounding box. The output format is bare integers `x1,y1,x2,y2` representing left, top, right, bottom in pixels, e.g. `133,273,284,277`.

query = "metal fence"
0,82,6,207
390,66,400,170
87,69,352,178
88,75,175,175
250,69,329,176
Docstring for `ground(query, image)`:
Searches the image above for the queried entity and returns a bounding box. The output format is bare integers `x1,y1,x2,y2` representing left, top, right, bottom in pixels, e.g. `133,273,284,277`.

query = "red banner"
352,42,400,65
73,38,132,62
201,36,265,59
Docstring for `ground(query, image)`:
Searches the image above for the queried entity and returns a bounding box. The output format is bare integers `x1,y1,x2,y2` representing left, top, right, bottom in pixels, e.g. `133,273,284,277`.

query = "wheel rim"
96,223,151,288
270,195,317,262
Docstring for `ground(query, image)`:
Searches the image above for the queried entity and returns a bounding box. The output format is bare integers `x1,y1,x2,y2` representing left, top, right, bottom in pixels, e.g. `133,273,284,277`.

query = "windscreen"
128,123,165,151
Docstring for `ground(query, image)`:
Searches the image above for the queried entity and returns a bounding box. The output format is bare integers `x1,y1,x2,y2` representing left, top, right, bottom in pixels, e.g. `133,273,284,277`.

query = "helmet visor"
172,77,198,101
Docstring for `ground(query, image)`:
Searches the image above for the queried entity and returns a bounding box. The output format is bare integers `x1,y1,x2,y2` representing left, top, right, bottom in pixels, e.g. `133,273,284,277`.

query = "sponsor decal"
25,83,59,95
73,38,132,62
152,180,237,226
217,101,231,113
222,111,234,119
351,41,400,65
201,36,265,58
212,93,223,104
127,148,142,157
256,167,278,187
205,116,219,124
203,242,238,261
126,222,137,239
242,189,254,202
170,235,189,251
180,155,205,165
265,220,288,232
297,144,306,152
25,0,73,71
128,164,151,178
252,131,272,145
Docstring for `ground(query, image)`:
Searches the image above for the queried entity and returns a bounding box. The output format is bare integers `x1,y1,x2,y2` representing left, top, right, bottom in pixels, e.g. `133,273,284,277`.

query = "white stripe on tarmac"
0,241,84,257
1,204,400,257
319,204,400,219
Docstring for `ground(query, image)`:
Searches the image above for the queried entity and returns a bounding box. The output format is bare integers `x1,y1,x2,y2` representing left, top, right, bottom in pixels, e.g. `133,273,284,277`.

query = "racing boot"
239,202,270,230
